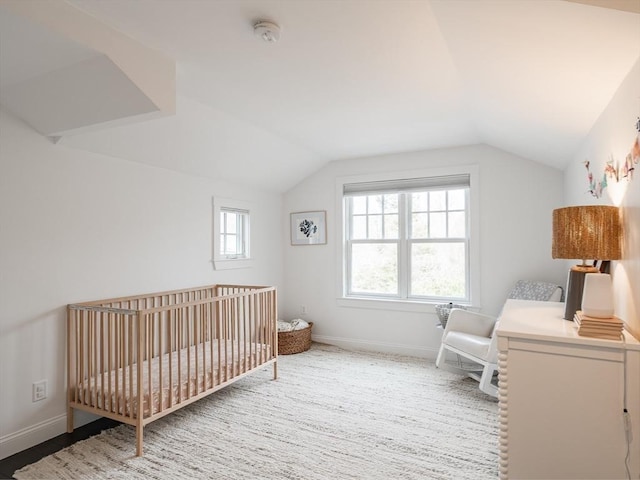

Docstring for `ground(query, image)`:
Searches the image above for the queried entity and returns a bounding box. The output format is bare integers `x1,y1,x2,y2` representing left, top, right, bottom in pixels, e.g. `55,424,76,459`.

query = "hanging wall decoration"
584,117,640,198
290,211,327,245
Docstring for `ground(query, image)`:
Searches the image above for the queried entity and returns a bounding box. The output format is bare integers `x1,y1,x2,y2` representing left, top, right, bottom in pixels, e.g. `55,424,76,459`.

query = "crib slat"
129,316,134,420
217,299,222,385
107,313,112,413
237,295,241,375
200,304,206,390
238,295,243,372
168,308,173,408
195,305,201,394
121,315,126,417
137,313,144,422
263,292,267,364
208,301,214,389
262,291,266,363
158,312,163,413
87,312,92,408
93,311,98,408
148,314,153,415
243,295,248,373
115,315,120,416
258,293,264,365
252,289,257,367
76,311,82,406
230,298,235,378
223,300,228,382
186,306,192,398
99,314,104,411
177,307,182,403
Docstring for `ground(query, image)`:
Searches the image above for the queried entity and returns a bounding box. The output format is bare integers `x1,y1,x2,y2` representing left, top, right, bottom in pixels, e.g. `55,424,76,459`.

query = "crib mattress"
72,340,272,418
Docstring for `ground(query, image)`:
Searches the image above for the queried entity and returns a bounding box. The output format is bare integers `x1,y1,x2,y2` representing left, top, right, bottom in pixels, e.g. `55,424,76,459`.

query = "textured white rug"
15,344,498,479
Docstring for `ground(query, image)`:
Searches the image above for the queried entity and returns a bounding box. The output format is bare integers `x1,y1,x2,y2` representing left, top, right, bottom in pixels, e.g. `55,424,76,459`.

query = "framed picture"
290,211,327,245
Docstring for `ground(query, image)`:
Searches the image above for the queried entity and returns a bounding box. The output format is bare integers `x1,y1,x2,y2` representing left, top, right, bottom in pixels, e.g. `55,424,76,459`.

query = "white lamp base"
581,273,614,318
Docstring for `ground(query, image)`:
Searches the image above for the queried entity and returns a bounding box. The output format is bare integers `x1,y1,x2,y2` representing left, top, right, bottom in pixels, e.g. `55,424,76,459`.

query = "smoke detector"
254,20,281,43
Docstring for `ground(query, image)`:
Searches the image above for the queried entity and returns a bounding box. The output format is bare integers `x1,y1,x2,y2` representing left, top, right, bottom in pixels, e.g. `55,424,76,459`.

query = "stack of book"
574,310,623,340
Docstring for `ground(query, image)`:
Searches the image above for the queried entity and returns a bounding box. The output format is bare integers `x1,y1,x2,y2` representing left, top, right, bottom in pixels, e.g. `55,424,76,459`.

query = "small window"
212,198,252,270
219,208,248,259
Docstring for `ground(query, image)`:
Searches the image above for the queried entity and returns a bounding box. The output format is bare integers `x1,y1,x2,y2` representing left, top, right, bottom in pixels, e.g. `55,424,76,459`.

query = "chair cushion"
443,331,491,361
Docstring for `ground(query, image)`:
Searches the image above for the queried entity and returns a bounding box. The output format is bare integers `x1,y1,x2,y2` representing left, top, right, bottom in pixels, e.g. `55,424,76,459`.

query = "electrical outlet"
32,380,47,402
300,305,307,315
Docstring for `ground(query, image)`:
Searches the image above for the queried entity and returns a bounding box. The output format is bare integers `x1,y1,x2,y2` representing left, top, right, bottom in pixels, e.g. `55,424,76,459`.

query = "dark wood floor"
0,418,120,479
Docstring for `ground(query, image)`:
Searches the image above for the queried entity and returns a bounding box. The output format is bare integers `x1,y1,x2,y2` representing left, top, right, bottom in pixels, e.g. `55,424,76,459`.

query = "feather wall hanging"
584,117,640,198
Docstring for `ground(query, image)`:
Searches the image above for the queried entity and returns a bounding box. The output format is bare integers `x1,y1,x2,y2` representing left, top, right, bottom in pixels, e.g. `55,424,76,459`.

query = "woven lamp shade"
552,206,621,261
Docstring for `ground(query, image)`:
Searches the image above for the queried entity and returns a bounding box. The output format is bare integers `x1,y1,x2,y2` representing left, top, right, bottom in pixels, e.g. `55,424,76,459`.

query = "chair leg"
435,343,446,369
479,363,498,398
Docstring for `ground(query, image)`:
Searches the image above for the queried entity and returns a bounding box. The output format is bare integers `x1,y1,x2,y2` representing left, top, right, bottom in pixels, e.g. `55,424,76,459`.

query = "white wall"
0,108,284,458
283,144,566,358
563,57,640,338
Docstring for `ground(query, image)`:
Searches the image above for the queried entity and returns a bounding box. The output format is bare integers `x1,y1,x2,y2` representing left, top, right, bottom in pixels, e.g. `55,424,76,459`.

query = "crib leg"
66,406,74,433
273,360,278,380
136,424,144,457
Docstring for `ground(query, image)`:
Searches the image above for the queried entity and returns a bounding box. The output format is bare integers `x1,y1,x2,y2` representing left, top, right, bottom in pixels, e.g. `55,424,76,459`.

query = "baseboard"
311,334,438,359
0,410,98,460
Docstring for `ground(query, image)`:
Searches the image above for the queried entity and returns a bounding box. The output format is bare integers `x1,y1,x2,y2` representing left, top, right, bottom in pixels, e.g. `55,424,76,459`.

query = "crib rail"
67,284,277,456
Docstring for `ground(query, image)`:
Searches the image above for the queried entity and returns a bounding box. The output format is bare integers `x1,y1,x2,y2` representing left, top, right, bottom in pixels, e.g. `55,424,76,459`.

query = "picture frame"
290,211,327,245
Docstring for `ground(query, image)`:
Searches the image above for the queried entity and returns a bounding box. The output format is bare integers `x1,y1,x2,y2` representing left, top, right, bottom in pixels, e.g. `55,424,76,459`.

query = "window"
212,198,252,270
343,173,472,303
219,208,249,259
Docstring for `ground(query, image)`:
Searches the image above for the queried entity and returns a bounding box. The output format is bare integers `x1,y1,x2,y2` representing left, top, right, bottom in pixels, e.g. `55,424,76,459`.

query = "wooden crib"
66,284,277,456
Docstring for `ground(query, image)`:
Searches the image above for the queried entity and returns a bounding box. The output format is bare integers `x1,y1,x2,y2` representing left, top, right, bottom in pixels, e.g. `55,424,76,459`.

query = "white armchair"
435,280,563,398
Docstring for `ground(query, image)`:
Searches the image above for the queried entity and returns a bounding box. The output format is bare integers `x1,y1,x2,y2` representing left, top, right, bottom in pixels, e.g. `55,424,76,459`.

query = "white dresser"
496,299,640,480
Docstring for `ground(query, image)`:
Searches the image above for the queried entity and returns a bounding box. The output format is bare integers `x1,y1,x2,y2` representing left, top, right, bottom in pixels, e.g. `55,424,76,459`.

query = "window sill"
337,297,474,313
211,258,253,270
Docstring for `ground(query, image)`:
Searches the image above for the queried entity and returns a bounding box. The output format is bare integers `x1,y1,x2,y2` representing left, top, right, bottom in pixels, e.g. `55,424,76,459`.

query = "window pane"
226,212,237,233
369,195,383,214
368,215,383,239
448,211,466,237
384,194,398,213
448,189,465,210
351,244,397,295
430,212,446,238
429,191,446,211
223,234,237,255
412,192,428,212
352,215,367,239
220,212,227,234
384,214,398,239
411,242,466,298
352,196,367,215
411,213,428,239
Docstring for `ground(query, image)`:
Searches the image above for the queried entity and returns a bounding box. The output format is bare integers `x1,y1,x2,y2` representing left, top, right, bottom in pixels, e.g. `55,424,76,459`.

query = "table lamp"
552,205,621,320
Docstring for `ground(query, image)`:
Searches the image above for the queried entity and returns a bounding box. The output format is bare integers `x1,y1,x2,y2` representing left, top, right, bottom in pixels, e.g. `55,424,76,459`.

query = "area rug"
15,344,498,479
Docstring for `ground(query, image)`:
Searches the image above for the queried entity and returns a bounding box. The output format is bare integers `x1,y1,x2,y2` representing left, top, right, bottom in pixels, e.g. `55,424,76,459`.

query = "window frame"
336,165,480,310
212,197,253,270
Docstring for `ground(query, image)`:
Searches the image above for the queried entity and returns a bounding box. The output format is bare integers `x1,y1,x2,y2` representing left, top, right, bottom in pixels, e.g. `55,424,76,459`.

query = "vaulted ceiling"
1,0,639,193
